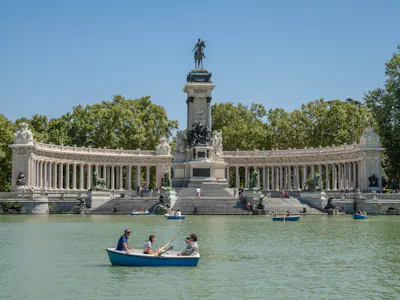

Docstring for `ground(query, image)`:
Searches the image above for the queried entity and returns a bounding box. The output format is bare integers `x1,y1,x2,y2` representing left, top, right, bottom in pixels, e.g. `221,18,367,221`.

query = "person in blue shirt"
116,229,133,253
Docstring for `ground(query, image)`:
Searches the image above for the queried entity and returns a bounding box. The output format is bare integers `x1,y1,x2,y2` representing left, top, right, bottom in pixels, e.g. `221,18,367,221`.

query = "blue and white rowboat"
353,213,368,219
129,211,150,216
106,248,199,267
272,215,300,221
165,215,185,220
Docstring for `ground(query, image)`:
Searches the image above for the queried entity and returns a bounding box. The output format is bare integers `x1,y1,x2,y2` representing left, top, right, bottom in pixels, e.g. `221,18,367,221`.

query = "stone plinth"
86,191,111,209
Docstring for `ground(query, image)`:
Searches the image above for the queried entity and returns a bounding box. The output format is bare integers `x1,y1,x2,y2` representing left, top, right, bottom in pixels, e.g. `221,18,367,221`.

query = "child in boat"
143,235,159,255
285,210,290,216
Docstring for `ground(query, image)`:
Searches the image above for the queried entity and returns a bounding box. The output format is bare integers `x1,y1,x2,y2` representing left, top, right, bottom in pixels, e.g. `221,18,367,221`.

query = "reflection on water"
0,215,399,299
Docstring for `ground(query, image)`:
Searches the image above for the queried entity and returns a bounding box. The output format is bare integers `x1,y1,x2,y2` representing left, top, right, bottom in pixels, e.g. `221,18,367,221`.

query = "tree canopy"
0,114,16,192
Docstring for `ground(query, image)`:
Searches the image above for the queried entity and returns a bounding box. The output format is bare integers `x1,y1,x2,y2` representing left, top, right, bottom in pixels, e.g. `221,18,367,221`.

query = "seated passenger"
176,210,181,216
143,235,159,255
178,234,199,256
272,211,277,217
116,229,133,253
362,210,367,216
285,210,290,217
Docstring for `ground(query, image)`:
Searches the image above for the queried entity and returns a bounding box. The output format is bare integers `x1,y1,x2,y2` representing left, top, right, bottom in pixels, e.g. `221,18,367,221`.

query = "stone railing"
0,191,88,201
34,142,157,156
223,143,360,157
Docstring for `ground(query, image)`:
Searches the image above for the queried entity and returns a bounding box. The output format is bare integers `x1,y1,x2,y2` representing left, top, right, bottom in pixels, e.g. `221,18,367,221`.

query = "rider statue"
193,38,206,68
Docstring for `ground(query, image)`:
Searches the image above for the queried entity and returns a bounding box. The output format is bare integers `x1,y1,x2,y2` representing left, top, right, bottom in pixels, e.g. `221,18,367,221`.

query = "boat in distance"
272,215,300,221
353,213,368,219
164,214,186,220
106,248,199,266
129,210,150,216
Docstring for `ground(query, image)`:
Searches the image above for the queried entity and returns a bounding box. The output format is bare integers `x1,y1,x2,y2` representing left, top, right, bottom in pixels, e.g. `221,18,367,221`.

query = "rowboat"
129,211,150,216
165,215,185,220
353,213,368,219
272,215,300,221
106,248,199,267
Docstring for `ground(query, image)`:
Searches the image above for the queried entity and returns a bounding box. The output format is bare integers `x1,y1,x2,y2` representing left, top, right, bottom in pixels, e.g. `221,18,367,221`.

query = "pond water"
0,214,399,299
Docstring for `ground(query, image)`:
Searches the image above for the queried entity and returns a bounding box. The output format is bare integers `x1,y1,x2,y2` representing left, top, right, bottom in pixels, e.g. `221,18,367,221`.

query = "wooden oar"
157,246,173,256
159,236,176,252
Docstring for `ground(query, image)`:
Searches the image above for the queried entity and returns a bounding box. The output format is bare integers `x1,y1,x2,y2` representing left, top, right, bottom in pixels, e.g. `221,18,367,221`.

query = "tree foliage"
365,45,400,179
0,114,16,192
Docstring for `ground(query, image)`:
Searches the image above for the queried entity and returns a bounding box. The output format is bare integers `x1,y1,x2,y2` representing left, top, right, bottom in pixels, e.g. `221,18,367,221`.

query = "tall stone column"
266,167,270,190
80,165,84,190
87,164,92,190
318,165,322,189
295,165,300,190
226,167,230,187
72,164,77,190
53,162,57,189
58,163,63,189
332,164,337,191
103,165,107,181
236,166,240,188
43,162,47,188
280,165,283,189
352,162,357,190
95,165,99,177
136,166,141,189
47,162,52,189
262,167,266,190
245,166,249,188
287,166,292,190
325,164,330,191
357,161,362,190
256,167,260,188
39,161,43,188
271,166,275,191
111,166,115,190
339,164,343,190
302,166,307,190
310,165,315,180
128,166,132,190
119,166,123,190
65,163,70,190
146,166,150,186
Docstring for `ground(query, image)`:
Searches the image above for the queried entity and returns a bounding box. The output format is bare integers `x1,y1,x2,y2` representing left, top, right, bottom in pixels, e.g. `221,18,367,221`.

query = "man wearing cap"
178,233,199,256
116,229,133,254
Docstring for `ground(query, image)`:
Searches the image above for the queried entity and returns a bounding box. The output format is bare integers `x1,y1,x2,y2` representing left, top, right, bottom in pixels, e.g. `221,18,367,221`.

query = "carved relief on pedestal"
156,137,171,156
13,122,34,145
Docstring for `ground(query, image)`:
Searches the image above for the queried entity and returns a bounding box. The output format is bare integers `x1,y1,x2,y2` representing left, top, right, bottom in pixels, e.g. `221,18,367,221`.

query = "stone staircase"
264,197,325,214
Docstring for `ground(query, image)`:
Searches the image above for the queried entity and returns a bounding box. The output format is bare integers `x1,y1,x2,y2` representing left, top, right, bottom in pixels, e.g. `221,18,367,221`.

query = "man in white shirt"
176,210,181,216
196,187,201,199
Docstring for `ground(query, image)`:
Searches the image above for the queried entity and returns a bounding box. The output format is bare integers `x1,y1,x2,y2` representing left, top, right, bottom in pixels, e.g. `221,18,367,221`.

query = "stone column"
318,165,322,189
226,167,230,187
72,164,77,190
332,164,337,191
58,163,63,189
262,167,266,190
295,165,300,190
266,167,270,190
87,164,92,190
357,161,362,190
47,162,52,189
146,166,150,186
80,165,84,190
271,166,275,191
95,165,99,177
352,162,357,190
136,166,141,189
53,162,57,189
236,166,240,188
43,162,47,188
325,164,330,191
287,166,292,190
111,166,115,190
39,161,43,188
280,165,283,189
245,166,249,188
119,166,123,190
311,165,315,180
128,166,132,190
103,165,107,181
65,163,70,190
302,166,307,190
339,164,343,190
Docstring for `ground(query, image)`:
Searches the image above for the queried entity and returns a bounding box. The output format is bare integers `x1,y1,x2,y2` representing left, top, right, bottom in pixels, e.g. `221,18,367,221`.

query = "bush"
1,201,11,213
12,202,23,213
0,201,23,213
48,202,56,213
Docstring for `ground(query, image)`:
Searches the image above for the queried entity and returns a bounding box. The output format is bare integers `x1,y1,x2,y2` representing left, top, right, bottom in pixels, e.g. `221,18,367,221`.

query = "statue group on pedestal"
187,122,211,148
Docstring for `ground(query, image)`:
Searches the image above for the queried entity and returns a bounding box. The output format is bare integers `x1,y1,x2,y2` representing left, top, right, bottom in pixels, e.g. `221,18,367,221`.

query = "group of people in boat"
131,208,148,213
356,209,367,216
167,209,182,216
116,229,198,256
272,210,291,217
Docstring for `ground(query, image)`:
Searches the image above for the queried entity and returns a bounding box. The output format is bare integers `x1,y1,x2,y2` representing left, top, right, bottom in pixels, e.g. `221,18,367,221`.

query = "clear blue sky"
1,0,399,129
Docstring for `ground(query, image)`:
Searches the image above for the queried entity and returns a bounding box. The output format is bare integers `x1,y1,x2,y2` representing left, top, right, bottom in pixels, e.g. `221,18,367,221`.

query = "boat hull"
353,214,368,219
272,216,300,221
106,248,199,267
166,215,185,220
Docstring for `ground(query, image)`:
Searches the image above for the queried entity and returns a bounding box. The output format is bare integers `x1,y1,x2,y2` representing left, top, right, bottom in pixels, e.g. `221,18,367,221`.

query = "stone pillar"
266,167,270,190
295,165,299,190
226,167,230,187
236,166,240,188
58,163,63,189
87,164,92,190
310,165,314,181
43,162,47,188
39,161,43,188
339,164,343,190
271,166,275,191
53,162,57,189
280,165,283,189
111,166,115,190
136,166,141,189
65,163,70,190
302,165,307,190
262,166,266,190
47,162,52,189
119,166,123,190
146,166,150,186
95,165,99,177
332,164,337,191
287,166,292,190
357,161,362,190
128,166,132,190
318,165,322,189
245,166,249,188
353,162,357,190
325,164,330,191
80,165,84,190
72,164,77,190
103,165,107,181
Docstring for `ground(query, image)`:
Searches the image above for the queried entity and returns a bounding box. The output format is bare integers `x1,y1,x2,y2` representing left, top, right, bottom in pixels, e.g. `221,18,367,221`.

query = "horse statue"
193,38,206,68
304,174,320,192
90,170,107,191
249,169,259,190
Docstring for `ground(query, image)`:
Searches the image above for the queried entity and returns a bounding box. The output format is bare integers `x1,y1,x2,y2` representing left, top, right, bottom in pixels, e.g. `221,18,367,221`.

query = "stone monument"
172,39,228,187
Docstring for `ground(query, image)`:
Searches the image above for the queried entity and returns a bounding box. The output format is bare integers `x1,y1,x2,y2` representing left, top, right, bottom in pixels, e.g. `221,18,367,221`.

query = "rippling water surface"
0,214,399,299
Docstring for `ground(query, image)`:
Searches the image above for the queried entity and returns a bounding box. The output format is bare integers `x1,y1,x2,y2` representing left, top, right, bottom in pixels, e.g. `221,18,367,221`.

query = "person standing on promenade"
196,187,201,199
116,229,133,254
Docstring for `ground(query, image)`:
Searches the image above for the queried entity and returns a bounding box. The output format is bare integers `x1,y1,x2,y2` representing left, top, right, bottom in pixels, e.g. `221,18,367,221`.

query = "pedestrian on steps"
196,187,201,199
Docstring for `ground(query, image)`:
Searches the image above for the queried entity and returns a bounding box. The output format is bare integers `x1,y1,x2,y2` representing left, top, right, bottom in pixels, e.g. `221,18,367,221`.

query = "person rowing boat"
116,229,133,254
143,235,160,255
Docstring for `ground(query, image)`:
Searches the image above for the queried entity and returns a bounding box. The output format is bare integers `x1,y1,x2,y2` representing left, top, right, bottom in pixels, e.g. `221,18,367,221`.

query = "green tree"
365,45,400,181
0,114,16,191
